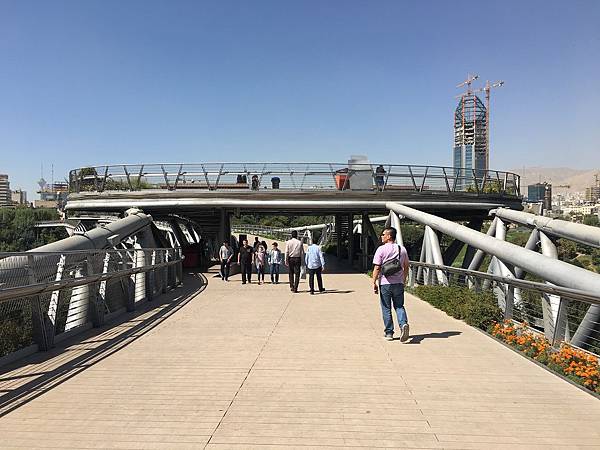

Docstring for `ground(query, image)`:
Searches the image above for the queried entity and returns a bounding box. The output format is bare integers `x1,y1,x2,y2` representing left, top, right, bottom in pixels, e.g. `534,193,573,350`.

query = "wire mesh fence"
409,262,600,357
68,163,521,197
0,248,182,358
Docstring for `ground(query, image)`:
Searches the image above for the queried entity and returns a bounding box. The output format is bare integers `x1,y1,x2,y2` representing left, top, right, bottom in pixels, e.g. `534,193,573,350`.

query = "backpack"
381,245,404,276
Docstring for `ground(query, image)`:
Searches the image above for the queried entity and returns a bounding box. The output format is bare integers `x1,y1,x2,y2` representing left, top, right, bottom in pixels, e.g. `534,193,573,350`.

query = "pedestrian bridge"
2,162,600,447
2,265,599,449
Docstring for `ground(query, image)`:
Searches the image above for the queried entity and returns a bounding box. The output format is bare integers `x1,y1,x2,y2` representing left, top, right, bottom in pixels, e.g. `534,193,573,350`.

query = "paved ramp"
1,268,599,449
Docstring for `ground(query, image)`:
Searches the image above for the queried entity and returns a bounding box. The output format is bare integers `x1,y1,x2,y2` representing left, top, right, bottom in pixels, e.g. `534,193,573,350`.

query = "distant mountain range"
508,167,600,193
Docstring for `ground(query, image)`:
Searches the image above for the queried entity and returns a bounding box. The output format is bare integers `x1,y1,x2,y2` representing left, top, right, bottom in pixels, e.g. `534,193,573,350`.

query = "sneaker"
310,291,315,295
400,324,410,342
384,334,394,341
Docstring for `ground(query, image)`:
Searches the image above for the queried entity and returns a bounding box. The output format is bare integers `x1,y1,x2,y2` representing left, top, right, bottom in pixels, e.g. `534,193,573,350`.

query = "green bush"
413,285,502,330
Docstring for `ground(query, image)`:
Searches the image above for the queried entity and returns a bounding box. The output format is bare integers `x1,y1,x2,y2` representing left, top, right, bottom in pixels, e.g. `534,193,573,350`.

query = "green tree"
0,207,66,252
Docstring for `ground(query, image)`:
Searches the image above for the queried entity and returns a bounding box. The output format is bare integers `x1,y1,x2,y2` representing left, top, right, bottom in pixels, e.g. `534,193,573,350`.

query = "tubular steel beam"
386,202,600,294
493,208,600,248
30,211,153,252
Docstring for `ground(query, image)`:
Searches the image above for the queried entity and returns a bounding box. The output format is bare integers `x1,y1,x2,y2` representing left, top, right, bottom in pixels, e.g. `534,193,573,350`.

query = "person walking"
238,239,254,285
218,240,233,281
255,244,266,284
268,242,283,284
305,243,325,295
285,230,304,293
372,227,410,342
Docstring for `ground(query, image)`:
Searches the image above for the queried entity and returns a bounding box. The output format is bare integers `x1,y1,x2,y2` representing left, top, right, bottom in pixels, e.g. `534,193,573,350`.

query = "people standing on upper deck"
218,240,233,281
268,242,283,284
285,230,304,293
238,239,254,285
255,244,266,284
305,243,326,295
375,165,386,191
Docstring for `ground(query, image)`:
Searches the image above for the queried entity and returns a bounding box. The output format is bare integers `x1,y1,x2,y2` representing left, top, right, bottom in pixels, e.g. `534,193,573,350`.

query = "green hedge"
413,285,502,331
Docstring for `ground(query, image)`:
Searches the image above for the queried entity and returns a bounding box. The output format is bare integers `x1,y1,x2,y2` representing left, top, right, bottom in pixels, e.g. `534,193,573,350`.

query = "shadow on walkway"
406,331,462,344
0,272,207,417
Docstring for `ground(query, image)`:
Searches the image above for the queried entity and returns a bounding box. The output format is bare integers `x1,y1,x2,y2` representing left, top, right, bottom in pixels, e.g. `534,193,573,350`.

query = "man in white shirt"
285,230,304,293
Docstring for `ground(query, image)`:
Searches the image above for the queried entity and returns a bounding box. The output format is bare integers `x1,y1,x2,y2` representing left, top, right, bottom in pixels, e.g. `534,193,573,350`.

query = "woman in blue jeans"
372,227,410,342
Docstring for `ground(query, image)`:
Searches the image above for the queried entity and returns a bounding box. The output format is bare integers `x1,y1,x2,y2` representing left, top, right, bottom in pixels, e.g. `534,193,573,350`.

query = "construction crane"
456,73,479,96
472,80,504,170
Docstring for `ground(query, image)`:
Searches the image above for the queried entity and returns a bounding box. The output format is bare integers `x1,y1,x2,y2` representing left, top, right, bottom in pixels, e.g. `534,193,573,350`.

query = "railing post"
167,249,176,289
146,250,156,301
122,253,136,312
175,248,183,286
88,255,105,328
27,254,55,351
161,251,168,294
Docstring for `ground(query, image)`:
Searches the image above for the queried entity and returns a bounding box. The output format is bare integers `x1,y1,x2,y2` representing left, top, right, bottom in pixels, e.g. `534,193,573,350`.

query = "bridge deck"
1,267,599,449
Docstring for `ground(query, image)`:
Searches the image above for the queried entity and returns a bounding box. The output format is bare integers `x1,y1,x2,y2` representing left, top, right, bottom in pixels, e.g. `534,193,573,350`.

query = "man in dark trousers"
238,239,254,284
305,242,325,295
285,230,304,293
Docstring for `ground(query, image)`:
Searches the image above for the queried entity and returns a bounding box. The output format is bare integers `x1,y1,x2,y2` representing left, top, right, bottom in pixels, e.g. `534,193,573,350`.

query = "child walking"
268,242,283,284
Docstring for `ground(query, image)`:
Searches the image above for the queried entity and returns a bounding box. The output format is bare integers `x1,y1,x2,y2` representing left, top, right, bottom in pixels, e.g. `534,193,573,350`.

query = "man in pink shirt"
372,227,410,342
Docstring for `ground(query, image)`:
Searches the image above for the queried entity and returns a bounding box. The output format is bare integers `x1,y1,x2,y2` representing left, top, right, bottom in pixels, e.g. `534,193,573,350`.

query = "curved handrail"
68,163,521,197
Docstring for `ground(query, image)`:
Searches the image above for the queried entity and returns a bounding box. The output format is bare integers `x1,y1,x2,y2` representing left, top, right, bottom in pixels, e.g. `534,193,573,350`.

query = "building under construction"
453,93,487,177
453,75,503,185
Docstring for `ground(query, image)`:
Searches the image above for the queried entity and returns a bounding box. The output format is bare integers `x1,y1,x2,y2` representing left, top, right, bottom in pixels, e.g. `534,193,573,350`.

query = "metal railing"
408,261,600,356
68,163,521,197
0,248,183,357
231,224,315,245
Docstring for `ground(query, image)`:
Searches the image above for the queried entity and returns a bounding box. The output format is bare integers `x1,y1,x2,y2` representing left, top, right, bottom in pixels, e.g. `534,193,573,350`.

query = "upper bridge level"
66,163,522,219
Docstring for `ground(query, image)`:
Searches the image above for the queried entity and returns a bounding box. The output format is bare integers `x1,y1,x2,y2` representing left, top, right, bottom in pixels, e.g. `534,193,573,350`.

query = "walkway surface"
1,265,600,449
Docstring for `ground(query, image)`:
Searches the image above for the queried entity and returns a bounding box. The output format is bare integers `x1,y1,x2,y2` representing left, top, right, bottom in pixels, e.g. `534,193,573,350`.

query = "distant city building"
0,174,11,206
585,186,600,203
527,182,552,212
11,189,28,205
37,178,68,210
562,204,599,217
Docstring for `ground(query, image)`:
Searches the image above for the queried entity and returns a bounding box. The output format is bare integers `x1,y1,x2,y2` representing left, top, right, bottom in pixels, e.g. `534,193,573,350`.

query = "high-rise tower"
0,174,11,206
453,74,503,184
453,74,487,181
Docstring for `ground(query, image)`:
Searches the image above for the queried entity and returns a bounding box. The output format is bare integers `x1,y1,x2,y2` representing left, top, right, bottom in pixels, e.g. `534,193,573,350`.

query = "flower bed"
492,321,600,394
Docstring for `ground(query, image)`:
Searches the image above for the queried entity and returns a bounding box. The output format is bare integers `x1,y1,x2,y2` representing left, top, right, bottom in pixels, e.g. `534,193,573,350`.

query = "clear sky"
1,0,599,197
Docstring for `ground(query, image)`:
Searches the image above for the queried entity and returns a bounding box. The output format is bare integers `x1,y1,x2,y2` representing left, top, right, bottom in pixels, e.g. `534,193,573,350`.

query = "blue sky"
1,0,599,197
